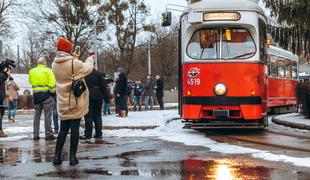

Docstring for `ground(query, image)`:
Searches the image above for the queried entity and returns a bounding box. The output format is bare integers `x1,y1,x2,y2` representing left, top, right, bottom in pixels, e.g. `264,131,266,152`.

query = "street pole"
93,20,98,66
91,0,98,66
17,45,20,73
0,40,3,60
147,41,151,75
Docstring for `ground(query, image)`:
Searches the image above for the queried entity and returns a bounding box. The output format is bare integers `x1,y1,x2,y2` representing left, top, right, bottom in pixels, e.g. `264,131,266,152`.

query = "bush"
296,83,310,118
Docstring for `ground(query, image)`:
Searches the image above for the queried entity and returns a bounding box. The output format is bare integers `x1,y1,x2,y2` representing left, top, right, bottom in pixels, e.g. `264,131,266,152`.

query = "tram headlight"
214,83,227,96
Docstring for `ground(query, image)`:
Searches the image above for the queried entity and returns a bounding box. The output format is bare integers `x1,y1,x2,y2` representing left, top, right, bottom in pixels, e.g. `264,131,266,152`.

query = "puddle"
34,158,310,179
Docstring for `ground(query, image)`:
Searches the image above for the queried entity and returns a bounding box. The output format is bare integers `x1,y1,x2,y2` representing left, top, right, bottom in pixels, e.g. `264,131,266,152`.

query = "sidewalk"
13,102,179,115
272,113,310,130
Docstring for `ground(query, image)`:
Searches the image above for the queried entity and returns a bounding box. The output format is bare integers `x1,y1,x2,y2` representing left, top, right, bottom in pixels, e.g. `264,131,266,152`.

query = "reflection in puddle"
182,159,270,180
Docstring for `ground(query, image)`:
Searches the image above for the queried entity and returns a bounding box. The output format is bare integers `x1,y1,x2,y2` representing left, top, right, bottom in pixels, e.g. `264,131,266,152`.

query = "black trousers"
54,119,81,158
0,99,5,131
156,95,164,110
84,99,103,137
119,95,128,115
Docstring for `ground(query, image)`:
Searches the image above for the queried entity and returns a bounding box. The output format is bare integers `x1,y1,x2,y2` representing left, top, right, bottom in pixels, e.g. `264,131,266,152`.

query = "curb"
272,116,310,130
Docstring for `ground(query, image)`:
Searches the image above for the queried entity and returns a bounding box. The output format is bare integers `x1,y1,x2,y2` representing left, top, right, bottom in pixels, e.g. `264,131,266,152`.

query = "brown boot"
0,131,8,137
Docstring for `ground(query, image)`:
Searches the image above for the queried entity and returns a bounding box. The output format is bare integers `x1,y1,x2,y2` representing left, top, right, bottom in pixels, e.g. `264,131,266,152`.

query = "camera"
0,59,16,73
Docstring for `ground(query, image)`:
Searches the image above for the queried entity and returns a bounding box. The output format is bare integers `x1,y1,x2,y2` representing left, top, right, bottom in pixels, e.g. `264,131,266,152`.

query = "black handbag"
69,59,86,111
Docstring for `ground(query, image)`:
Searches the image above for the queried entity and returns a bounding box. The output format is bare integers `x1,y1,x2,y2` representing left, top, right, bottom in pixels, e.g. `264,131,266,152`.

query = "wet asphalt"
0,114,310,179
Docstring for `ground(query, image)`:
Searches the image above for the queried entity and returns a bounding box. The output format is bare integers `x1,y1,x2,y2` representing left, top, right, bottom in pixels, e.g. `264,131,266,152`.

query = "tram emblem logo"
187,67,200,77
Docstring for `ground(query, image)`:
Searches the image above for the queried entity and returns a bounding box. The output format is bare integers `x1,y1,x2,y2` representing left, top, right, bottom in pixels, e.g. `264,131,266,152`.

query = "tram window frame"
186,27,257,60
278,58,286,79
292,61,298,80
285,59,292,79
269,55,278,78
259,19,267,63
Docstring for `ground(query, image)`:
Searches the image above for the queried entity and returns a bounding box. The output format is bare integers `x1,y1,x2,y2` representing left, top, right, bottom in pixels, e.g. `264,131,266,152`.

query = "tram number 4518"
187,78,201,86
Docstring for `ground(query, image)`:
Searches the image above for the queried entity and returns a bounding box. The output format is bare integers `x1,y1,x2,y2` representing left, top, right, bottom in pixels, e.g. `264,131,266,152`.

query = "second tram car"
164,0,299,129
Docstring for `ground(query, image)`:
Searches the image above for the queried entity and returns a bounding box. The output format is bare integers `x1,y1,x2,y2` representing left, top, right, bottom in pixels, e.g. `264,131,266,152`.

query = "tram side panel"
268,78,298,108
182,62,267,122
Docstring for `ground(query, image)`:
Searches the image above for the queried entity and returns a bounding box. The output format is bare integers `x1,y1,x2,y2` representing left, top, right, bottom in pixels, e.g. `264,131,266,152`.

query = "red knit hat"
56,37,73,53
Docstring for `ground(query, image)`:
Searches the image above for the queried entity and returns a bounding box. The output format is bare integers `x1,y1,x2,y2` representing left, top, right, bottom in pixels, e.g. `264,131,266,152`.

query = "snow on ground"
164,103,179,107
276,113,310,126
102,110,178,127
103,110,310,168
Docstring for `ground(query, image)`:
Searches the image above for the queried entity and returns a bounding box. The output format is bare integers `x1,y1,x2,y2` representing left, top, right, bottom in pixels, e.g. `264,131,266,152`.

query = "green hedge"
296,83,310,118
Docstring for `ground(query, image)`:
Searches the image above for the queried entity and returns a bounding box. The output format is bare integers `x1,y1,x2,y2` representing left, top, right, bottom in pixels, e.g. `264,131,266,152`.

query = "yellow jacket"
29,64,56,93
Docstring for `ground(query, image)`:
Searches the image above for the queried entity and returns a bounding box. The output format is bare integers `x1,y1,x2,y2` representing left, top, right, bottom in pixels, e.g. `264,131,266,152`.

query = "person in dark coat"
114,67,128,116
132,79,144,111
81,63,109,139
155,75,164,110
0,68,10,137
144,74,154,111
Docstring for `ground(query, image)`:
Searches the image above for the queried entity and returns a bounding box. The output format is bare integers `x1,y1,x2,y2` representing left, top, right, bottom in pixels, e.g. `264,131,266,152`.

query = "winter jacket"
115,73,128,96
29,64,56,104
0,72,8,100
85,69,109,103
133,83,144,96
144,79,154,96
7,80,20,100
156,79,164,98
52,51,93,120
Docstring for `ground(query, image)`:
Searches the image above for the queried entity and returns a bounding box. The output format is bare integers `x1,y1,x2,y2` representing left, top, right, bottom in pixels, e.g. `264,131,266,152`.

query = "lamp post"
90,0,98,66
147,40,151,75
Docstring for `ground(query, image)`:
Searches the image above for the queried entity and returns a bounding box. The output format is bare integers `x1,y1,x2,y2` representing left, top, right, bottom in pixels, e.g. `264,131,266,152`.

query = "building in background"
299,64,310,82
11,74,32,95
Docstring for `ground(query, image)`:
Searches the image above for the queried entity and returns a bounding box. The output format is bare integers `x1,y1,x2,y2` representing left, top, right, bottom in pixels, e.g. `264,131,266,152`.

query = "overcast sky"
145,0,187,15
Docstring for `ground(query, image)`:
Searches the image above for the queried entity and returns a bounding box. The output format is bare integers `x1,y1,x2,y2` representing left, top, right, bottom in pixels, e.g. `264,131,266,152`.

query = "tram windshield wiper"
225,52,255,59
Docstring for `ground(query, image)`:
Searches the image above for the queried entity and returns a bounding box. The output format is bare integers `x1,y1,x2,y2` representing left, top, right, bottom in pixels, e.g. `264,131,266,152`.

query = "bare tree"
102,0,151,75
0,0,16,36
151,25,178,89
27,0,106,55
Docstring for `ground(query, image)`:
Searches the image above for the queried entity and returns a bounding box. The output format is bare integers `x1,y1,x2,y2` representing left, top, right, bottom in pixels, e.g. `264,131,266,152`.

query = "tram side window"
292,61,298,79
278,58,286,78
259,19,267,62
285,59,292,79
270,55,278,77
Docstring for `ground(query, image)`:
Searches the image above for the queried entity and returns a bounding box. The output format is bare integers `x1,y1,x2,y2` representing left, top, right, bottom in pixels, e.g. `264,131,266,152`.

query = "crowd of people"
0,37,166,166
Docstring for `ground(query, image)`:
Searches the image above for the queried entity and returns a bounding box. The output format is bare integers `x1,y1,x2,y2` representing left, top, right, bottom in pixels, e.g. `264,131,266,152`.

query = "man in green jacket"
29,57,56,140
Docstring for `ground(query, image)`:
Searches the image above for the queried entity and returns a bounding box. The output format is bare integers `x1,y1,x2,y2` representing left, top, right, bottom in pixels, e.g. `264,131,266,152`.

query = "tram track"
205,130,310,153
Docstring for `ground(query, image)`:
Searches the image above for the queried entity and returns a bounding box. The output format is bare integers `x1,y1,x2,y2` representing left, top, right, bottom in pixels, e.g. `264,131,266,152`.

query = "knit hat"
56,37,73,53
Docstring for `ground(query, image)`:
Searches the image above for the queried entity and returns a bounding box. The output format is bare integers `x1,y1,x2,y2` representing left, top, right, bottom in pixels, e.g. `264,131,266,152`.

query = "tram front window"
187,28,256,60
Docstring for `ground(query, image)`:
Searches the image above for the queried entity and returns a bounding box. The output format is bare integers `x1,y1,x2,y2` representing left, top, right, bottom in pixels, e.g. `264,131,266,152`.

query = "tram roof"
268,45,299,62
190,0,265,15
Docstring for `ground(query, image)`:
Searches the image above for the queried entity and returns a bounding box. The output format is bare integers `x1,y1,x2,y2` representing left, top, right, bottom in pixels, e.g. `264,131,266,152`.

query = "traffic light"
161,12,172,27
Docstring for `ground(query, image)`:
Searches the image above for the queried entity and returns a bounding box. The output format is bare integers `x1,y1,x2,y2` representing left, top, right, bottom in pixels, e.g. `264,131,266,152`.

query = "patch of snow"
103,110,310,167
276,113,310,126
164,103,179,107
0,135,28,142
102,110,178,127
3,127,32,134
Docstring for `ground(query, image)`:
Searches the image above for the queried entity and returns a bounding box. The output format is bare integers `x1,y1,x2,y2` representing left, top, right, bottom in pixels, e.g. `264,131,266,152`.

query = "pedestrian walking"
0,68,10,137
133,79,144,111
144,74,154,111
155,75,164,110
114,67,128,116
6,77,20,122
29,57,56,141
103,85,112,115
52,37,94,166
80,63,109,140
52,95,59,134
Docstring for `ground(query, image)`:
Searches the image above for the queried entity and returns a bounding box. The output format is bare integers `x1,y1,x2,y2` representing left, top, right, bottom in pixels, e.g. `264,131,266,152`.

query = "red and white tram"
162,0,299,129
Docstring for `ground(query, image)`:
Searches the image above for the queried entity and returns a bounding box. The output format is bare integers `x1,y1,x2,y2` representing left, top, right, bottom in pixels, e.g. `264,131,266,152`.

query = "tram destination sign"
203,12,240,21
